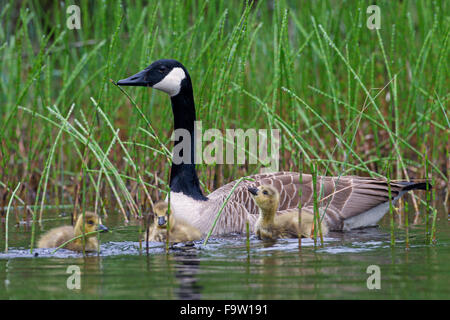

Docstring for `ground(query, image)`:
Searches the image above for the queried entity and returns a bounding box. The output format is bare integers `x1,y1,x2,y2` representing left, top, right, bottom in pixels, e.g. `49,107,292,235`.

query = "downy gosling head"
74,211,108,236
153,201,174,230
146,201,174,242
248,185,280,218
70,212,108,251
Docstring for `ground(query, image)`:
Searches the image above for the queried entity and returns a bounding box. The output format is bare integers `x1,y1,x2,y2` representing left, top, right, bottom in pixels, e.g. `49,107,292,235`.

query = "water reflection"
79,256,103,296
1,255,103,299
171,247,202,300
0,205,448,299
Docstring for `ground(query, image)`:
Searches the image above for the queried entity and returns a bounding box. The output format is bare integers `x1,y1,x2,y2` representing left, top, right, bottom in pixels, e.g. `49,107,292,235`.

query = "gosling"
248,185,328,240
38,211,108,251
146,201,202,243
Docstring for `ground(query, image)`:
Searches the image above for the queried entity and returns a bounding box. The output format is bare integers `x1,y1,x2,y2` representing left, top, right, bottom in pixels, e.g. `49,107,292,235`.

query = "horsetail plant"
310,162,319,248
387,162,395,247
404,201,409,250
430,176,438,245
166,186,171,254
425,152,431,243
4,183,20,253
246,220,250,253
298,156,303,251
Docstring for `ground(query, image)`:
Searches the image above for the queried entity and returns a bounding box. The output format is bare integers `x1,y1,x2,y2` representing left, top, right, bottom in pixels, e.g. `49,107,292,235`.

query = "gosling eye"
263,190,268,195
87,220,94,225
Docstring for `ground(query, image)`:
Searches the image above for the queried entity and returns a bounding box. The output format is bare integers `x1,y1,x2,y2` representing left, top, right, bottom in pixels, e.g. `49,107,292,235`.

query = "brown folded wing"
201,171,422,234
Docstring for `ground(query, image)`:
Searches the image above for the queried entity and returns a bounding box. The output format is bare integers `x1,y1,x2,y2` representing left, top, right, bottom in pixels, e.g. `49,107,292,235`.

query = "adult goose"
117,59,429,235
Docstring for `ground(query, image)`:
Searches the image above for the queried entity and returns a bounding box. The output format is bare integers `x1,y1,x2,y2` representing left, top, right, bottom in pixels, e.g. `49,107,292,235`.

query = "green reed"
404,201,409,250
246,220,250,253
310,162,319,247
4,183,21,253
425,152,431,242
298,156,303,250
387,162,395,247
51,230,105,254
166,189,171,254
430,176,438,245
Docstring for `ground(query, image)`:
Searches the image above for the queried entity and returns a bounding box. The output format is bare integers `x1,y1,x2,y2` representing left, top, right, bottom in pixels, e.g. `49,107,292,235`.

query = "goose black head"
117,59,190,97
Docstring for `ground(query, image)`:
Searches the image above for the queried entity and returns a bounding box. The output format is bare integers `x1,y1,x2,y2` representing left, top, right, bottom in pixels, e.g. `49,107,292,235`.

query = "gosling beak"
117,69,151,87
97,224,109,233
248,187,259,196
158,216,167,227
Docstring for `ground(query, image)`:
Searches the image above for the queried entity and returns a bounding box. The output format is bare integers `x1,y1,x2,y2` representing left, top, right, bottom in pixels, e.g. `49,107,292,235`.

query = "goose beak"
97,224,109,233
117,69,151,87
158,216,167,227
248,187,259,196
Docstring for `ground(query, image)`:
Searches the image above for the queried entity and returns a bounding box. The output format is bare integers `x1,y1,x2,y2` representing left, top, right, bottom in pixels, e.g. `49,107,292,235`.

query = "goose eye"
159,66,166,73
87,220,94,225
263,190,268,195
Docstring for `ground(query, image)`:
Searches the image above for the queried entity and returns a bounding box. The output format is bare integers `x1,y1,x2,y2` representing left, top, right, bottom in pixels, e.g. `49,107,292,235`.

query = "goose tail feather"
397,181,432,191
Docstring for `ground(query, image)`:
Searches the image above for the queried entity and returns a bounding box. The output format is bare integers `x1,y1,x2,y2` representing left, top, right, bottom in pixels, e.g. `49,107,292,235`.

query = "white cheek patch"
152,67,186,96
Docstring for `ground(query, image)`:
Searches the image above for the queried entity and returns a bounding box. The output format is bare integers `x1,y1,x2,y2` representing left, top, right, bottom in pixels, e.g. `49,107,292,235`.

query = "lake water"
0,203,449,299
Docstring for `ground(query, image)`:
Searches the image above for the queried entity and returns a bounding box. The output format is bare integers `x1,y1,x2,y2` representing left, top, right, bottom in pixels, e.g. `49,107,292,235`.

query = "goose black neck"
169,83,207,201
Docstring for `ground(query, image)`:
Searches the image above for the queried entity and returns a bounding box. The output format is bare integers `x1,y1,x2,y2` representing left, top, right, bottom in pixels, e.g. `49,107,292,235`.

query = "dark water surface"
0,204,449,299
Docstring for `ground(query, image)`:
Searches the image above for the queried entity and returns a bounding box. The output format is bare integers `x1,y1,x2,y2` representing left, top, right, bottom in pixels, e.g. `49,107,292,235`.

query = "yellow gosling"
38,211,108,251
248,185,328,240
147,201,201,243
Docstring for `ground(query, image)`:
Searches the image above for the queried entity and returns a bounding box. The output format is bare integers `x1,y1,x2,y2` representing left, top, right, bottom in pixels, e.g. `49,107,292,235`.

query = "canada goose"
146,201,202,242
249,185,328,240
38,212,108,251
117,59,430,235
